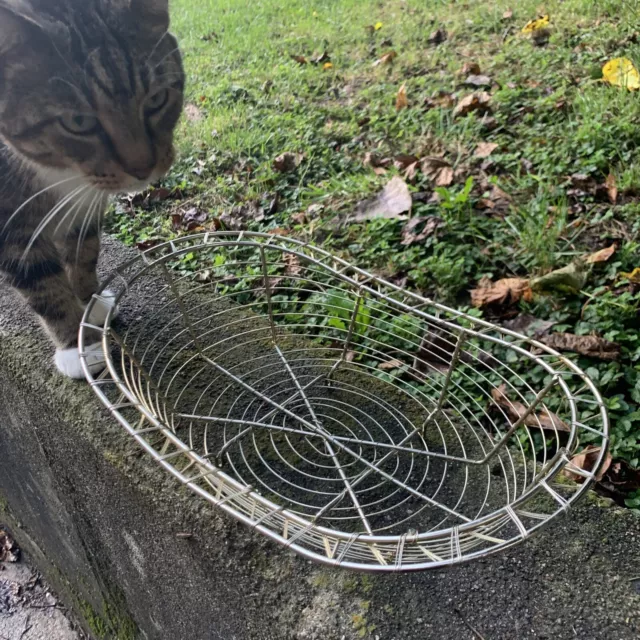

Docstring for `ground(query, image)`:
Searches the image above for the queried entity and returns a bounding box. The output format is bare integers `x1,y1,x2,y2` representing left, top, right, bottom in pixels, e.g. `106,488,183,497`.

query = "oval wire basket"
80,232,609,572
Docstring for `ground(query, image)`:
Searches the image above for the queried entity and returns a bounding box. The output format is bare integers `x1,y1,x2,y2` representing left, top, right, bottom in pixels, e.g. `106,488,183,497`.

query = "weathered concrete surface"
0,236,639,640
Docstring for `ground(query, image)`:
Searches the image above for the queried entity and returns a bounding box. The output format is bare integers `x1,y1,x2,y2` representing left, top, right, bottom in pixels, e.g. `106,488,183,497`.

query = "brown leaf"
421,156,450,177
585,244,617,264
396,83,408,110
284,253,302,277
428,28,447,45
453,92,492,117
465,74,493,88
403,161,419,183
373,51,397,67
471,277,532,307
460,62,481,75
311,51,330,64
491,384,569,432
220,202,265,230
184,103,204,122
393,154,419,170
605,172,618,204
291,54,308,64
502,9,513,20
352,176,412,221
379,359,405,370
435,166,454,187
563,445,613,483
273,152,304,173
538,332,621,361
475,142,499,158
364,152,391,169
401,216,444,245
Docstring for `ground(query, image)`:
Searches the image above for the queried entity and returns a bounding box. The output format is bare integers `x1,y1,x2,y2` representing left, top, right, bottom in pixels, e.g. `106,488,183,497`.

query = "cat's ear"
130,0,170,33
0,3,39,53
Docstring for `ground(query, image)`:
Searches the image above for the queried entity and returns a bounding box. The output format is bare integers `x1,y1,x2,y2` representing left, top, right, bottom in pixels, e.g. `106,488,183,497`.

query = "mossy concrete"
0,237,638,640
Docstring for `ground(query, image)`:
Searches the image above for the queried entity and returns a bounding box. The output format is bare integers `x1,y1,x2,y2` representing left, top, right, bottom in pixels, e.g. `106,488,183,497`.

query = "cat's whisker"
75,190,104,267
2,175,82,234
149,46,182,72
55,187,96,238
20,185,90,263
145,29,170,66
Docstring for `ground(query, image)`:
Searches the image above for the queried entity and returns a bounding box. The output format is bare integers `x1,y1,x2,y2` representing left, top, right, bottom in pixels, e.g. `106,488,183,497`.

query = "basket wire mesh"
80,232,609,572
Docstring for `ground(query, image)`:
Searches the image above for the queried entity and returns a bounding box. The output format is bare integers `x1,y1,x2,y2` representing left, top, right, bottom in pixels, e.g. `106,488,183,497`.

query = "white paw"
55,342,105,379
87,289,119,325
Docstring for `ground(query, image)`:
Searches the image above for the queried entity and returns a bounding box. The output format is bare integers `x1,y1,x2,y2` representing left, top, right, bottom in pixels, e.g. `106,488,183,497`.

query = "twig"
20,615,32,639
28,603,61,609
454,607,488,640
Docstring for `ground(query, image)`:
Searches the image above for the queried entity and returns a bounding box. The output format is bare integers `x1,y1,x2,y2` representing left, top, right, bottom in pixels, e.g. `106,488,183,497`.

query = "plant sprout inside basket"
80,232,609,572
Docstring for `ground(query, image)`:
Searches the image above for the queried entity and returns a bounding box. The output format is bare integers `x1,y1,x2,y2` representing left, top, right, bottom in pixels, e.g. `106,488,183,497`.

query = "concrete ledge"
1,237,639,640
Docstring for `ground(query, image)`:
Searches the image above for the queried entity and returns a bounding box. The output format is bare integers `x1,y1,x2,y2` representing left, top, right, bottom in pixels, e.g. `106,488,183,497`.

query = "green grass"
109,0,640,475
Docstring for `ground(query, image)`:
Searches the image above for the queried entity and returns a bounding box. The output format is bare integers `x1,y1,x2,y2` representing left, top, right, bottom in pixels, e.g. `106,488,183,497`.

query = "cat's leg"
0,230,105,378
57,208,118,326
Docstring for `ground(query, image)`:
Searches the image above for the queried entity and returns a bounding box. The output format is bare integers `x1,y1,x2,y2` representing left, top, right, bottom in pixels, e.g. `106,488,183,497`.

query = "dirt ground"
0,531,83,640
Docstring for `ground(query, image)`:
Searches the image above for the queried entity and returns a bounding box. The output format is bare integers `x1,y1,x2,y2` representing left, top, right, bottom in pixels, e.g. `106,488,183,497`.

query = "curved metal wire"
80,232,609,571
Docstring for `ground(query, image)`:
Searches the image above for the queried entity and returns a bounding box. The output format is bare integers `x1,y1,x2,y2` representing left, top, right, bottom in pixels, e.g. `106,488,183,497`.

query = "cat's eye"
145,89,170,114
59,114,100,136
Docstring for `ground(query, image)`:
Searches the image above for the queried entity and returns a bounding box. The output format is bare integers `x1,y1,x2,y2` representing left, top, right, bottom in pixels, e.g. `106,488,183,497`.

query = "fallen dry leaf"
491,384,569,432
605,172,618,203
460,62,481,75
394,154,419,170
323,62,334,70
291,54,308,65
220,202,265,230
379,359,405,371
475,142,499,158
538,332,621,361
273,152,304,173
453,92,492,117
602,57,640,90
428,28,447,45
465,74,493,88
502,9,513,20
373,51,397,67
184,103,204,122
283,253,302,277
401,216,444,245
471,277,532,307
563,445,612,483
396,83,408,110
311,51,330,64
435,166,454,187
585,244,616,264
352,176,412,221
403,162,419,183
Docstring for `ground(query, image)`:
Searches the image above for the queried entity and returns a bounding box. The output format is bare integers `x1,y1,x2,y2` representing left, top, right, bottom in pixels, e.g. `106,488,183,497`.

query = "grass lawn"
108,0,640,503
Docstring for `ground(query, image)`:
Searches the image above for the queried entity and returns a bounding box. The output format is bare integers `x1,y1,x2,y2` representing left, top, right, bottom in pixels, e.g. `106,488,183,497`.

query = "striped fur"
0,0,184,374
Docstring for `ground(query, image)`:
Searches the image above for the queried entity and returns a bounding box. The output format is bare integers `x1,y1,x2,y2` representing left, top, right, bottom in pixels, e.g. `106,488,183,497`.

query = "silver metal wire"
80,232,610,572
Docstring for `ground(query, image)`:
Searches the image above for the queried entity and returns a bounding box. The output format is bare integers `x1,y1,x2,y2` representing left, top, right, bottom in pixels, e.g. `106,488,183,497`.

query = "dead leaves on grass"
352,176,412,221
396,83,408,110
373,51,397,67
491,384,569,432
538,332,621,361
273,152,304,173
474,142,499,158
401,215,444,246
453,91,492,117
471,277,533,308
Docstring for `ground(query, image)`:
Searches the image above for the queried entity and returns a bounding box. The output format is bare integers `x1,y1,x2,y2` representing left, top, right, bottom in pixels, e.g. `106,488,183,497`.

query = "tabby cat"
0,0,184,378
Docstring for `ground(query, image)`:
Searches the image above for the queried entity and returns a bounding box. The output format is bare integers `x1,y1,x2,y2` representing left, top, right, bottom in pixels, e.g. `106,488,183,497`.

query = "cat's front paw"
87,289,119,325
55,342,105,379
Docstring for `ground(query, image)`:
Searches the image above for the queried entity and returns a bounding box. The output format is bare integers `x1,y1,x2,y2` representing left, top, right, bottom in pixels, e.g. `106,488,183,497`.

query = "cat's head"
0,0,184,193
